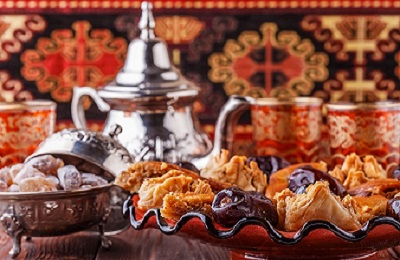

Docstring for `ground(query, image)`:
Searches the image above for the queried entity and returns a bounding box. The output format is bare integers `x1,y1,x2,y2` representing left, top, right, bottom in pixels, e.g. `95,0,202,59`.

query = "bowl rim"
0,183,114,200
251,97,323,106
0,100,56,111
326,101,400,111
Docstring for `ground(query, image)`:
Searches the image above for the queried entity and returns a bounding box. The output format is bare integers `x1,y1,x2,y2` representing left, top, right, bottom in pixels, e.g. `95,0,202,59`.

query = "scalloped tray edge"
122,196,400,245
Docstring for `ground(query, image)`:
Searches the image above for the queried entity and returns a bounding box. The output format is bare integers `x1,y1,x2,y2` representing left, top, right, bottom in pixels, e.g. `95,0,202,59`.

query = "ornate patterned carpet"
1,0,400,140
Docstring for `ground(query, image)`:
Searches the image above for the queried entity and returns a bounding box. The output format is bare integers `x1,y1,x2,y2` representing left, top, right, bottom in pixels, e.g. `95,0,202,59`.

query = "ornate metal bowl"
0,184,112,258
0,127,134,258
25,127,133,236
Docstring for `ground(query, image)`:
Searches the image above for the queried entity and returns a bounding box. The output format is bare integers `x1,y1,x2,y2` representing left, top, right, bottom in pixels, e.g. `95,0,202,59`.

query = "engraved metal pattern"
25,128,132,236
0,206,24,258
0,184,112,257
69,3,213,167
132,131,189,162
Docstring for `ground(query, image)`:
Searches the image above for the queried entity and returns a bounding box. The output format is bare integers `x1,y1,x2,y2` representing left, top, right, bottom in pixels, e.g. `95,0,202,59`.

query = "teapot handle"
71,87,110,129
212,95,254,155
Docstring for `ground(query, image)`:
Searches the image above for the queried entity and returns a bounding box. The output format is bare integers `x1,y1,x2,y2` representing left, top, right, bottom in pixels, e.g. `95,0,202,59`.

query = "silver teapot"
71,2,212,164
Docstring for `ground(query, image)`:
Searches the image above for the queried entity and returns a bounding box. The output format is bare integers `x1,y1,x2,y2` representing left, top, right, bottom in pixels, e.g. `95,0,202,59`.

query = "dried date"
246,155,290,181
388,197,400,220
288,166,347,197
174,161,200,174
211,186,278,227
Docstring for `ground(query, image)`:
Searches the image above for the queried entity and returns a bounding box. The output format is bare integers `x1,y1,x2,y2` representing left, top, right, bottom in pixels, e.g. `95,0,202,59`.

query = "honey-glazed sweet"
134,168,216,221
348,178,400,198
329,153,386,190
352,195,387,223
115,161,186,193
274,181,361,231
115,161,229,194
200,150,266,194
137,170,213,211
117,151,399,232
161,193,214,221
327,153,396,199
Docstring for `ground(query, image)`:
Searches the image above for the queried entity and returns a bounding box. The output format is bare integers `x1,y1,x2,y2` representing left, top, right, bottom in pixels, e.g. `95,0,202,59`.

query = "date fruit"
212,186,278,227
393,165,400,180
174,161,200,174
288,166,347,197
246,155,290,181
387,197,400,220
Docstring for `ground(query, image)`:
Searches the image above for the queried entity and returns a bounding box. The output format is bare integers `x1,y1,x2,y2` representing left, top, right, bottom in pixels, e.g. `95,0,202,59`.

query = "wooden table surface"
0,228,228,260
0,227,399,260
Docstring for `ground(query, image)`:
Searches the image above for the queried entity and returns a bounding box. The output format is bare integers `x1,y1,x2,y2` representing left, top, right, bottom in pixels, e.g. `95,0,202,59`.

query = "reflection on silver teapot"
71,2,212,165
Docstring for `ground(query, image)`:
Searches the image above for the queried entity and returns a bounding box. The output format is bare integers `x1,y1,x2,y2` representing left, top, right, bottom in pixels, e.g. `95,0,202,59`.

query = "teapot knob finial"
108,124,123,140
139,1,155,40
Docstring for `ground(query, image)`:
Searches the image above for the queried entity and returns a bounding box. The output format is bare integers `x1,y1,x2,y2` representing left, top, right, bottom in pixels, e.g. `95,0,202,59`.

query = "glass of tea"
0,100,56,168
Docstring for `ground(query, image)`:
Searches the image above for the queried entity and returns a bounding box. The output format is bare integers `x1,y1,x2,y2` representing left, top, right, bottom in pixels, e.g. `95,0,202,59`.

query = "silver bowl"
0,126,135,257
25,127,133,234
0,184,112,258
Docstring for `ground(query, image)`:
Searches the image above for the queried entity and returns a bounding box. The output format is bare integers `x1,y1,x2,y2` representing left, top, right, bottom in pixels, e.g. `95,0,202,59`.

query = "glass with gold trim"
0,100,56,167
327,101,400,175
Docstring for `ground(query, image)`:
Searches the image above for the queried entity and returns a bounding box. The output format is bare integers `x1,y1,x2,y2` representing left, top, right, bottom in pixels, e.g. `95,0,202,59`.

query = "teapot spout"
191,156,211,171
191,95,252,170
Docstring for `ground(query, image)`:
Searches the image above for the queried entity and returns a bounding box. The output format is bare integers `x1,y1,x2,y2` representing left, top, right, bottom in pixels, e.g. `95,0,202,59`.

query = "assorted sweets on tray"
0,155,108,192
115,150,400,232
1,148,397,232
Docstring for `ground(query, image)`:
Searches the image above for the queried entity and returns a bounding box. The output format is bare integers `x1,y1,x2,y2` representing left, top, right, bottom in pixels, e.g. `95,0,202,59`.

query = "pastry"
200,150,267,193
352,195,387,223
348,178,400,198
115,161,229,193
137,170,213,211
161,193,214,221
329,153,387,190
274,181,361,231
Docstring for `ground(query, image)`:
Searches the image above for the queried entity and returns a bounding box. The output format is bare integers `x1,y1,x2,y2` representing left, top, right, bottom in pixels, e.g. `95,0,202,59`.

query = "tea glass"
0,100,56,168
327,102,400,175
250,97,323,163
214,96,323,164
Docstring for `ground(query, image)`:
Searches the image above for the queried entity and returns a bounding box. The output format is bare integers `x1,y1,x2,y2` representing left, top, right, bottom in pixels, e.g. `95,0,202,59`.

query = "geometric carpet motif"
0,8,399,124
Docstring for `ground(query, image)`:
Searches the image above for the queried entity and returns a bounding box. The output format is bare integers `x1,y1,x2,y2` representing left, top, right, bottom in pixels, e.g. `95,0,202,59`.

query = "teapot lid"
100,1,199,99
